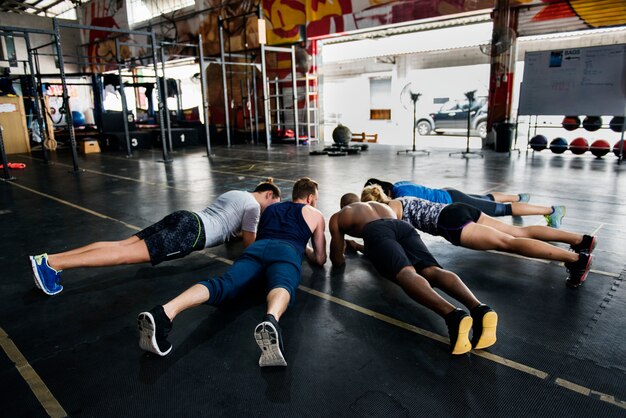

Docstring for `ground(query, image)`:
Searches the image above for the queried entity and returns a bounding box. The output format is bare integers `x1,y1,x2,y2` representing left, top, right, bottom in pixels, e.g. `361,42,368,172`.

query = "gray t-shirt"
398,196,445,236
194,190,260,248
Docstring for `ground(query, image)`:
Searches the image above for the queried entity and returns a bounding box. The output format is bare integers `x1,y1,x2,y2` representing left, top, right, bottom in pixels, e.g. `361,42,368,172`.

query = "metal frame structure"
0,26,55,165
260,44,298,149
217,12,263,147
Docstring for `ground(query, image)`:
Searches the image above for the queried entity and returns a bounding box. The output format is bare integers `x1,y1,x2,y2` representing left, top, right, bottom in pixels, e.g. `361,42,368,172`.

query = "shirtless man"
329,193,497,355
29,179,281,295
137,177,327,367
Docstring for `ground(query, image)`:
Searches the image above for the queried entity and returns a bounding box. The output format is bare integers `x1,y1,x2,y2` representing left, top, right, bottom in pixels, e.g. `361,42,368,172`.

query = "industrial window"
370,77,391,120
128,0,195,24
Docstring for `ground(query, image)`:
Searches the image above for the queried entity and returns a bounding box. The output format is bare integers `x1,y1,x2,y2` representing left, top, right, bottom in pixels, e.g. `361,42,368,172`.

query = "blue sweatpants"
198,239,303,306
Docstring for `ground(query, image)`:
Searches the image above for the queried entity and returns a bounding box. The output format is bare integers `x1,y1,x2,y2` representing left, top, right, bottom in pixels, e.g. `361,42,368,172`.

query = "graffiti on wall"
513,0,626,35
79,0,130,72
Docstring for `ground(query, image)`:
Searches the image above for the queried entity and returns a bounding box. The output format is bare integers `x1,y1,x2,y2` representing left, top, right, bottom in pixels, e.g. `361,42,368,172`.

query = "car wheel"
476,121,487,139
416,121,432,136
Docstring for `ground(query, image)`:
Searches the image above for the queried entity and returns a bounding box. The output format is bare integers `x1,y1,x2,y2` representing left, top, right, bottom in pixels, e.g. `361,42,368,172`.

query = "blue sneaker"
518,193,531,203
545,205,566,228
29,254,63,295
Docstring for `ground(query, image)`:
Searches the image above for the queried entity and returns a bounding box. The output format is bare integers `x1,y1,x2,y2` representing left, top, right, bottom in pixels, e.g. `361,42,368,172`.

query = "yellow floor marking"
591,223,604,236
555,378,626,410
0,327,67,417
5,181,141,232
14,155,194,193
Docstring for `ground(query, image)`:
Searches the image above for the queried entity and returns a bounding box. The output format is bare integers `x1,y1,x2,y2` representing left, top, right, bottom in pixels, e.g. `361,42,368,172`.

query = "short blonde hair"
361,184,391,204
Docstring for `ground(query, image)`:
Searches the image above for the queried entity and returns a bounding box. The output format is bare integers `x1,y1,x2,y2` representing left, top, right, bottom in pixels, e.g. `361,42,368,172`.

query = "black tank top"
256,201,313,255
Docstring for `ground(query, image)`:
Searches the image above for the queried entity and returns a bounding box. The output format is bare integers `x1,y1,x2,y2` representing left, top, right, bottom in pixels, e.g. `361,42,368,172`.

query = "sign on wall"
518,44,626,116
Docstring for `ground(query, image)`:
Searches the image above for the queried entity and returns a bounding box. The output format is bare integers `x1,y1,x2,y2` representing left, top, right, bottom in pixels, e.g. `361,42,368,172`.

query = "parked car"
416,97,488,139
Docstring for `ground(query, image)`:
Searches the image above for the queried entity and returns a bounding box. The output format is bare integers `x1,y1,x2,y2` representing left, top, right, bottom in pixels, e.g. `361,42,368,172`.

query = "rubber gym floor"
1,142,625,417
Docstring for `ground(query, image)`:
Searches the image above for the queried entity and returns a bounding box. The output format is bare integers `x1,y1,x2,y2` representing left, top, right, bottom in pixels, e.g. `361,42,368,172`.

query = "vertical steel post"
290,45,299,145
246,77,254,144
150,30,171,162
0,125,15,181
115,38,132,157
53,18,79,172
198,34,211,155
252,68,259,144
218,18,231,147
159,43,173,152
261,44,270,148
24,33,49,164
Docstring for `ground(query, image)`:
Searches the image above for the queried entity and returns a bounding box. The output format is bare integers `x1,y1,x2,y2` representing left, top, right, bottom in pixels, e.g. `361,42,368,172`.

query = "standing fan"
397,82,429,156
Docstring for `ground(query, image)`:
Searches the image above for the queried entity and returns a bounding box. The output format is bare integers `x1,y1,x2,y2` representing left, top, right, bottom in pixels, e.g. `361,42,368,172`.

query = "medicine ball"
71,111,86,127
332,124,351,145
529,135,548,151
589,139,610,158
549,137,568,154
569,137,589,155
609,116,625,133
582,116,602,132
613,140,625,158
562,116,580,131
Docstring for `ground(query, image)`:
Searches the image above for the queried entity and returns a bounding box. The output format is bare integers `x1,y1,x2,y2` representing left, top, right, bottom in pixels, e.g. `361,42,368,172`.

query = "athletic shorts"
436,203,481,246
135,210,206,265
362,219,440,281
199,239,303,306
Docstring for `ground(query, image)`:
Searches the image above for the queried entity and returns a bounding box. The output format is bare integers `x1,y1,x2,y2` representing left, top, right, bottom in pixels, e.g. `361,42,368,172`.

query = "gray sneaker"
546,205,566,228
254,314,287,367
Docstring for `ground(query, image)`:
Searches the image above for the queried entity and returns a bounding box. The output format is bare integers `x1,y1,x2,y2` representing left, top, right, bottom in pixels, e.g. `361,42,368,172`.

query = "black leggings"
445,188,512,217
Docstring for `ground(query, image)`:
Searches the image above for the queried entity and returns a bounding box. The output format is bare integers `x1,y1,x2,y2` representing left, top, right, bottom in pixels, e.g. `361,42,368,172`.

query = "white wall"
0,13,79,75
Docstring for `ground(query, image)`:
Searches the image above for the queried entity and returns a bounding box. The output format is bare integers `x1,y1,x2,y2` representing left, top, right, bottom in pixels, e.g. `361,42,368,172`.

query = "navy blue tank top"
256,201,313,255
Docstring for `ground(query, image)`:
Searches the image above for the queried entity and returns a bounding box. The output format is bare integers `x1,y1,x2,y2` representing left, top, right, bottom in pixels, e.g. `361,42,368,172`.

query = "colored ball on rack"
582,116,602,132
613,140,625,157
562,116,580,131
71,111,86,127
569,137,589,155
549,137,568,154
529,135,548,151
609,116,625,133
589,139,610,158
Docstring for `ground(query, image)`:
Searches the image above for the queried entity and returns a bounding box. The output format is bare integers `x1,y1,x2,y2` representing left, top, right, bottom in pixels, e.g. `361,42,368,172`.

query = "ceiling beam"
41,0,66,12
3,0,50,15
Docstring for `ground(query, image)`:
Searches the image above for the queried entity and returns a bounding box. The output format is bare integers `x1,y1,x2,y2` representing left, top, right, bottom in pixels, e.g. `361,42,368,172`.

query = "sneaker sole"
29,256,62,296
473,311,498,350
254,322,287,367
29,256,42,290
566,254,593,288
451,316,473,355
137,312,171,356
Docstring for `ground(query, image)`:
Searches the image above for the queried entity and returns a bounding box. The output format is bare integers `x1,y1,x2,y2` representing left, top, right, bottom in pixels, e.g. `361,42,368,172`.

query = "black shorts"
362,219,440,281
436,203,481,246
135,210,206,265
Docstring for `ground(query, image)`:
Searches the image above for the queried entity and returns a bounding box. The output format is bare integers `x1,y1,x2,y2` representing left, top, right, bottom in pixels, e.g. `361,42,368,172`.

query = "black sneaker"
444,308,473,355
254,314,287,367
137,306,173,356
565,253,593,288
470,304,498,350
570,235,597,254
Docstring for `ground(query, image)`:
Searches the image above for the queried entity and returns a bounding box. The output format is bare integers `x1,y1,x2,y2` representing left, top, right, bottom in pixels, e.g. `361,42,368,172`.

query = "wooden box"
80,139,101,154
0,96,30,154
